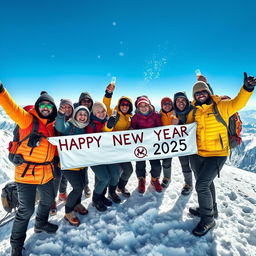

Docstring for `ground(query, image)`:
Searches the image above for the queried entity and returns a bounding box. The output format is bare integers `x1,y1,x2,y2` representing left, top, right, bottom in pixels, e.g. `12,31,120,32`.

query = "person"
50,99,73,216
172,91,194,195
159,97,179,188
55,105,90,226
186,72,255,236
103,83,133,197
0,84,58,256
74,92,94,197
131,96,162,193
87,102,121,211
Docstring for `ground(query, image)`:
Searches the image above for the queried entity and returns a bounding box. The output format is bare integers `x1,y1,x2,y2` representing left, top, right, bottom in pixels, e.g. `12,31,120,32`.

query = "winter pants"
53,165,68,196
162,156,193,185
189,154,227,223
10,180,55,249
136,160,161,179
119,162,133,182
91,164,120,194
61,169,86,213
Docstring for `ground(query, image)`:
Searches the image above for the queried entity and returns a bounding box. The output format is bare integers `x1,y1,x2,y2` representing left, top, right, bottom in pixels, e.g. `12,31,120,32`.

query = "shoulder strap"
212,103,228,129
18,116,39,145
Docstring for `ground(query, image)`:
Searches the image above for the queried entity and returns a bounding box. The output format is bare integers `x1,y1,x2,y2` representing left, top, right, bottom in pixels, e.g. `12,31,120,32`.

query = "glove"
107,115,117,129
0,82,4,93
244,72,256,91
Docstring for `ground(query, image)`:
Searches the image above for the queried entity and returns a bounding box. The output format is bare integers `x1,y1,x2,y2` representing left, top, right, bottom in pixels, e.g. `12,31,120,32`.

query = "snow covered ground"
0,159,255,256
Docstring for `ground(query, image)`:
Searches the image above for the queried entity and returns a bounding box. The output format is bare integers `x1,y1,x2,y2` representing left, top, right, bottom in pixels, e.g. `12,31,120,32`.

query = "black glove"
0,82,4,93
105,90,113,98
107,115,117,129
243,72,256,92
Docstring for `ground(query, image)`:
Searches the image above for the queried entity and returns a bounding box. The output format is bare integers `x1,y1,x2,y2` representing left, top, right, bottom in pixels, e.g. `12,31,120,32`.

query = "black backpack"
1,182,19,213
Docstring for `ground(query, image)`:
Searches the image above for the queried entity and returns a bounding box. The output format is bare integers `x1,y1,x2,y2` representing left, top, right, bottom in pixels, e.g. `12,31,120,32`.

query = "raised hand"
244,72,256,90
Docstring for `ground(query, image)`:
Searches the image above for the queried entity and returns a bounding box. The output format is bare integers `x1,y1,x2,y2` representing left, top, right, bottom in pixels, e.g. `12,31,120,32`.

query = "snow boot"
117,179,131,197
101,188,112,206
181,184,193,196
151,177,162,192
192,220,216,236
64,211,80,226
92,192,107,212
108,185,121,204
74,203,88,215
138,177,146,194
34,221,58,233
161,178,171,188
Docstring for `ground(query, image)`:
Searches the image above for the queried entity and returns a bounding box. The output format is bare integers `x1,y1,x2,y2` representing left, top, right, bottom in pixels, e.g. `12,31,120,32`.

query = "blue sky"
1,0,256,109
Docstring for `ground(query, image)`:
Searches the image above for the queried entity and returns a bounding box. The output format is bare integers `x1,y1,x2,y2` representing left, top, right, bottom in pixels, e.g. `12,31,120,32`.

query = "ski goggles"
39,103,54,110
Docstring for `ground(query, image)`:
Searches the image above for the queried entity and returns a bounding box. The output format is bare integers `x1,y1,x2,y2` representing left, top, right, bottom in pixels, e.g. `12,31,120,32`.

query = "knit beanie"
60,98,73,108
136,96,150,107
192,81,212,100
92,101,107,116
135,95,151,108
161,97,172,108
35,91,57,121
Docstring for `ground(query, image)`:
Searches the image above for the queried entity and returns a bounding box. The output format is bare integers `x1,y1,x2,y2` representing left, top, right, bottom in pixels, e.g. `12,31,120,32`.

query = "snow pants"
189,154,227,223
61,168,86,213
162,156,193,185
10,180,55,249
135,160,161,179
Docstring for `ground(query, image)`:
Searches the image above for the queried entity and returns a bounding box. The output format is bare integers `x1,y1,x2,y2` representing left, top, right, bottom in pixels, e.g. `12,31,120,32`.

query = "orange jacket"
0,89,56,184
160,109,178,126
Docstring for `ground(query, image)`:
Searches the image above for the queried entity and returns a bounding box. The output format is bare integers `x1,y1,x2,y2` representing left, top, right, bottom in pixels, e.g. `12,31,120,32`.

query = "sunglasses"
120,103,130,107
81,99,91,103
39,103,53,110
163,102,172,106
194,90,208,97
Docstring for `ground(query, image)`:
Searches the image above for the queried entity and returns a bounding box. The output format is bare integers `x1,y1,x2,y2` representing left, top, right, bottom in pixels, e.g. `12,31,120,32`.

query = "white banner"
48,123,198,170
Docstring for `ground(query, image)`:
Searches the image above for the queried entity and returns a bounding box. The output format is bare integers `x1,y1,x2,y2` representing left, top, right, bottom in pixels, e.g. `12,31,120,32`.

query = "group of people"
0,72,255,256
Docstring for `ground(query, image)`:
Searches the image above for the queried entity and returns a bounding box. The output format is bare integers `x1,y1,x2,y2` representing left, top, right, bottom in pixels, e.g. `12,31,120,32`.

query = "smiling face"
61,103,73,118
175,97,187,111
75,110,88,123
162,101,172,112
194,90,210,104
95,107,107,120
80,98,92,109
138,103,150,114
38,101,53,117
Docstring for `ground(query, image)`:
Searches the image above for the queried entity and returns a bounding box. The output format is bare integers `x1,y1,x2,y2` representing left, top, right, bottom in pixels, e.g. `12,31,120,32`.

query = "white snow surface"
0,160,256,256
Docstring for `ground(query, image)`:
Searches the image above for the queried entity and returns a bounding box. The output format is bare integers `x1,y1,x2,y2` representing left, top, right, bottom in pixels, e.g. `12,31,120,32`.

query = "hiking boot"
93,192,107,212
138,177,146,194
64,211,80,226
58,192,68,202
189,205,218,219
108,185,121,203
101,195,113,206
74,203,88,215
84,186,91,198
181,184,193,196
151,177,162,192
49,201,57,216
161,178,170,188
109,192,121,203
34,222,58,233
192,220,216,236
11,246,24,256
117,186,131,197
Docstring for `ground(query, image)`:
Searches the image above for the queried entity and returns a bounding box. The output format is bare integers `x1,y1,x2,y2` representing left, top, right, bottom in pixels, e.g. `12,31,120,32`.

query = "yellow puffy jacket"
160,109,178,126
103,95,132,131
0,89,56,184
186,86,253,157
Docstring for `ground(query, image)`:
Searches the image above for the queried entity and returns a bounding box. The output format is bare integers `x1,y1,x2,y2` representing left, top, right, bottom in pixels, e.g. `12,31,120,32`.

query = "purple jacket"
131,109,162,129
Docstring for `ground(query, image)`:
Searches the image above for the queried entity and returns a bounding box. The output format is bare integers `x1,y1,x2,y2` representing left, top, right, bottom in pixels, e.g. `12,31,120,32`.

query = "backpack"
7,116,40,165
1,182,19,213
193,96,242,149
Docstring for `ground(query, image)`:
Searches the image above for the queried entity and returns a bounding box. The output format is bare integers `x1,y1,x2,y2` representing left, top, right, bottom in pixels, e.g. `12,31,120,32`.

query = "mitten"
107,115,117,129
0,82,4,93
243,72,256,92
